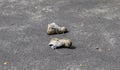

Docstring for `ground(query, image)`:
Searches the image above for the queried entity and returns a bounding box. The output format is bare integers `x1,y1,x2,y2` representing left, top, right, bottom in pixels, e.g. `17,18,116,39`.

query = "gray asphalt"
0,0,120,70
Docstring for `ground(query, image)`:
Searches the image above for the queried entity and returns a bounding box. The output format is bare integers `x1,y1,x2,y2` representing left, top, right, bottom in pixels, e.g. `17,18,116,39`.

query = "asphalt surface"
0,0,120,70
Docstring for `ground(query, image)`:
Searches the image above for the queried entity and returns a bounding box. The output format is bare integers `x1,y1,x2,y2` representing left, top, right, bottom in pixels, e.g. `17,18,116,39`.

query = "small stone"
96,47,99,49
80,64,83,67
3,61,8,65
96,47,102,52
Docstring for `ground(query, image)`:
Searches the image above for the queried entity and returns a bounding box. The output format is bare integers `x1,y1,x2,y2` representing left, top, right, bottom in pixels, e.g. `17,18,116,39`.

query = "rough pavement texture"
0,0,120,70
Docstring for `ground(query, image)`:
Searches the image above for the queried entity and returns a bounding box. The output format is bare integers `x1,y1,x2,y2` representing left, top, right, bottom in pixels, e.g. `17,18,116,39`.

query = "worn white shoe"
47,22,68,35
48,38,72,49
